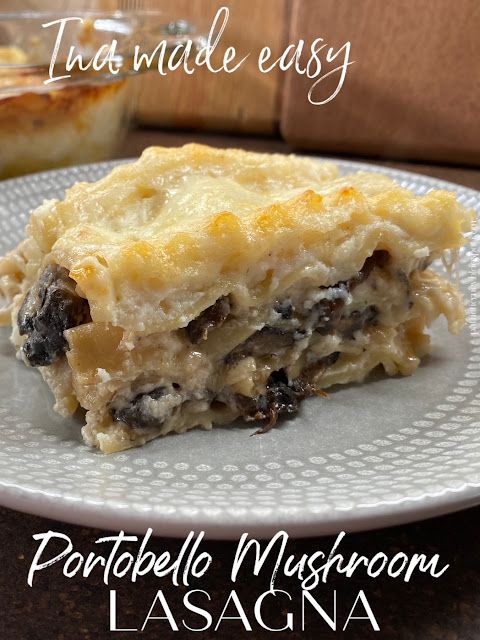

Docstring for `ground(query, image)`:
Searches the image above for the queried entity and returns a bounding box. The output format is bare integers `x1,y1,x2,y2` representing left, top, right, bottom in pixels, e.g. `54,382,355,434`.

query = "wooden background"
101,0,288,134
5,0,480,163
281,0,480,165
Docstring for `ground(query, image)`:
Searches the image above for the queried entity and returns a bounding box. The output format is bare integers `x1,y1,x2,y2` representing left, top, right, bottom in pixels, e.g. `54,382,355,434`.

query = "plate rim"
2,471,480,539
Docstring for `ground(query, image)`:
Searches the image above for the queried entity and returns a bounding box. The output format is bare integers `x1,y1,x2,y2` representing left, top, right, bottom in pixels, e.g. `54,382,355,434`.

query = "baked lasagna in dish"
0,145,473,452
0,47,129,179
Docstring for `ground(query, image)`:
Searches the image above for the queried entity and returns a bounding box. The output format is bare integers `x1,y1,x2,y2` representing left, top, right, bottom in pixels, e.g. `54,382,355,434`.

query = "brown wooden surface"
101,0,287,134
0,128,479,639
282,0,480,165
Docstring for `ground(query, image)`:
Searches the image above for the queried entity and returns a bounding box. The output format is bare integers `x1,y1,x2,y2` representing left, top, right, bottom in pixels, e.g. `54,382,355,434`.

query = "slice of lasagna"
0,144,473,453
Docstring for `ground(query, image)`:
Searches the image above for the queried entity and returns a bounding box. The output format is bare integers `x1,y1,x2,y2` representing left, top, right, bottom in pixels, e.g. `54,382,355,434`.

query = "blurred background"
0,0,479,176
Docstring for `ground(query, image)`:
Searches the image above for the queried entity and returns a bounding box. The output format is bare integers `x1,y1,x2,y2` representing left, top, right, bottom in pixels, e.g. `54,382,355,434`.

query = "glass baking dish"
0,11,204,179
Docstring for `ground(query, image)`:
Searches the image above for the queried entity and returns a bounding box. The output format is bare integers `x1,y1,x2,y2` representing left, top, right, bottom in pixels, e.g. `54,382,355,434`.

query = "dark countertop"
1,129,479,640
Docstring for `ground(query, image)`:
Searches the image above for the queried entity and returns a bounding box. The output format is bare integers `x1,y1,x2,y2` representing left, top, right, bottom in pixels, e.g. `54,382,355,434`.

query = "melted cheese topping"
0,145,472,334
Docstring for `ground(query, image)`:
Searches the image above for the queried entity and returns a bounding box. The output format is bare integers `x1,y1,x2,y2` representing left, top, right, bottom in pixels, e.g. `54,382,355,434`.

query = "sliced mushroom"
348,250,390,291
337,305,379,339
235,352,341,432
186,295,231,344
18,264,90,367
112,384,184,431
225,326,297,364
273,300,294,319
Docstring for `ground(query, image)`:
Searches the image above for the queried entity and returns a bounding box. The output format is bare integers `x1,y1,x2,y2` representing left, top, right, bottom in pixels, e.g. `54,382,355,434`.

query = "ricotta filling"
104,250,410,436
16,250,433,450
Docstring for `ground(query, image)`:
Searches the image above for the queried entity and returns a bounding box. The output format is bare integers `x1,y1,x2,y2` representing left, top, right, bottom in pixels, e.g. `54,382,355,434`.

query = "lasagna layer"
0,145,473,452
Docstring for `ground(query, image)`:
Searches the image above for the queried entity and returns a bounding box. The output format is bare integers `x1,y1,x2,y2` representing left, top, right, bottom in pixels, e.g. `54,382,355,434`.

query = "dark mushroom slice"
303,251,389,335
348,249,390,291
112,384,184,431
234,373,303,431
17,264,91,367
297,351,341,384
312,299,380,338
337,304,379,339
225,326,297,364
273,300,294,319
312,296,346,335
235,352,341,433
186,295,231,344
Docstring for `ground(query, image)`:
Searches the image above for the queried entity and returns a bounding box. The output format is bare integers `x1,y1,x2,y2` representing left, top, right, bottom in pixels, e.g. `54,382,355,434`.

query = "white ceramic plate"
0,159,479,539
